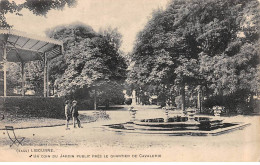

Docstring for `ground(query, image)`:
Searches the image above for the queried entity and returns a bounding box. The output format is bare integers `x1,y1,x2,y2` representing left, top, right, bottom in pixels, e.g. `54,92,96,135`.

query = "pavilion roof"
0,28,63,63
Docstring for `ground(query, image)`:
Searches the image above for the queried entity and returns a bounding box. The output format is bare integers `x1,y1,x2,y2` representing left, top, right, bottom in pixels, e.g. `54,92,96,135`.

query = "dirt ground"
0,105,259,162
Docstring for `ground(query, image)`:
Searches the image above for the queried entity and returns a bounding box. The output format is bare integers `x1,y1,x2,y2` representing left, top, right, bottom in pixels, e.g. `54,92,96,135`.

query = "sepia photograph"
0,0,259,162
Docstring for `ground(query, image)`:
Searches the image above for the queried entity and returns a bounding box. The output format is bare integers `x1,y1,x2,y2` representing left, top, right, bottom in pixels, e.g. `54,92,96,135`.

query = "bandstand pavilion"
0,28,63,97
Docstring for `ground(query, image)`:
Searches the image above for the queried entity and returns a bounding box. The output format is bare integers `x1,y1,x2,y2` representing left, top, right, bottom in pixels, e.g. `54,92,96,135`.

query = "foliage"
25,61,44,95
1,96,64,119
127,0,260,112
47,23,127,107
6,62,21,95
125,98,132,105
6,61,44,96
96,81,126,107
5,22,127,108
0,0,77,27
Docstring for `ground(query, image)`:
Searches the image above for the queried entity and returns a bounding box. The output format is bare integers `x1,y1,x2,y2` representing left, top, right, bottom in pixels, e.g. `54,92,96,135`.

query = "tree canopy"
5,22,127,109
127,0,259,112
0,0,77,27
46,22,127,107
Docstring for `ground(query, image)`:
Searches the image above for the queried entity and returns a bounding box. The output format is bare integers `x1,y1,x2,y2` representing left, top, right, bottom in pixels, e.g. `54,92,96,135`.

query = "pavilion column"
3,42,7,97
21,62,25,96
43,53,49,97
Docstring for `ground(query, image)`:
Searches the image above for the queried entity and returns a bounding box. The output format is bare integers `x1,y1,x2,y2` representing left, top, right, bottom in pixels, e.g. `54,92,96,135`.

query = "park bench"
5,126,25,147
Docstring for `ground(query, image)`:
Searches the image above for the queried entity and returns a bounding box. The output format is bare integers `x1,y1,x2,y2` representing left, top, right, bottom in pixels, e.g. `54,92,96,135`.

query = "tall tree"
128,0,259,113
46,23,127,109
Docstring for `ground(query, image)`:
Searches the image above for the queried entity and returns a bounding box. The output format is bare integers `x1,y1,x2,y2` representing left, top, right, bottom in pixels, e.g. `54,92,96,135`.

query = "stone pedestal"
186,108,196,122
164,108,169,123
129,108,137,122
131,90,136,106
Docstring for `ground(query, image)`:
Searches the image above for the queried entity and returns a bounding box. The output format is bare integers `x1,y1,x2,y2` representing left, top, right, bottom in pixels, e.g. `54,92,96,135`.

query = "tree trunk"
201,86,207,113
197,85,201,113
94,89,97,110
249,93,254,113
201,89,204,113
181,83,186,112
105,99,109,109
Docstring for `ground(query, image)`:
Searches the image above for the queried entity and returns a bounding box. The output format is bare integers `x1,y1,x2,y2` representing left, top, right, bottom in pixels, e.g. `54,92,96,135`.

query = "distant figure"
65,100,71,130
71,100,82,128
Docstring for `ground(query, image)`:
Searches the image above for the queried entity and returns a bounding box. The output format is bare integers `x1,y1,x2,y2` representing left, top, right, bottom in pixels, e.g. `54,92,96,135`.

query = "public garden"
0,0,259,162
0,105,259,161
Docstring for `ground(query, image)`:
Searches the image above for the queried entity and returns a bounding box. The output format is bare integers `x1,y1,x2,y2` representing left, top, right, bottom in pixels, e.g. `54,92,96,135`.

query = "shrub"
1,97,65,119
203,90,255,114
77,99,94,110
125,98,132,105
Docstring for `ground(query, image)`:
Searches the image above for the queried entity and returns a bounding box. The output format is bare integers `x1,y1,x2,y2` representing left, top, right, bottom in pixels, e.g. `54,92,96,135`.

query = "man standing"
65,100,71,130
71,100,82,128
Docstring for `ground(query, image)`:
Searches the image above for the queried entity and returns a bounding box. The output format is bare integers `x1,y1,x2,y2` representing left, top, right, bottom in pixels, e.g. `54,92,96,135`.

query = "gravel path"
0,105,259,161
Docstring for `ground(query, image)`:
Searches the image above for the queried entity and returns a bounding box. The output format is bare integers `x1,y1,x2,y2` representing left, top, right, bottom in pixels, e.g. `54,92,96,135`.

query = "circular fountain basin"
103,116,250,136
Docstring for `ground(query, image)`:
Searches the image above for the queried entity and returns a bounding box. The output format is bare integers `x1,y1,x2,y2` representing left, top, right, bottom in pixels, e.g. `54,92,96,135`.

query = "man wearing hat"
71,100,82,128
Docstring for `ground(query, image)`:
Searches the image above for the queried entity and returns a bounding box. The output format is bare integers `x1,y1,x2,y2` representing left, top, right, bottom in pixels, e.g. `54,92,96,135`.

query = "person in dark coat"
71,100,82,128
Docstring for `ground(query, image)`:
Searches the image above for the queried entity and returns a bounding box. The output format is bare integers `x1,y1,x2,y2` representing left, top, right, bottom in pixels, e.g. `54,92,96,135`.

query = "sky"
6,0,170,53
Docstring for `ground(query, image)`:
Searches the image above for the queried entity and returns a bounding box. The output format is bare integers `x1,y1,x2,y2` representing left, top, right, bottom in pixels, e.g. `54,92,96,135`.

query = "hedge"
0,96,65,119
77,99,94,110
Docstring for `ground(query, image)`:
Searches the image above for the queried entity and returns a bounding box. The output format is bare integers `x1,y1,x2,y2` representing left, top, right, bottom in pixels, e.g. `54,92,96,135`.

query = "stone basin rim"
102,122,250,136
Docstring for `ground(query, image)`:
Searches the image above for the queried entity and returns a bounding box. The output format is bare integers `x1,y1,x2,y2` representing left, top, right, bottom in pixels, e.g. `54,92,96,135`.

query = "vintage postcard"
0,0,259,162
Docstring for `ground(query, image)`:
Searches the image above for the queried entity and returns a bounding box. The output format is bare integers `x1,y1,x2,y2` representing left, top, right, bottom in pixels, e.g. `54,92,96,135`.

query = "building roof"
0,28,63,63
